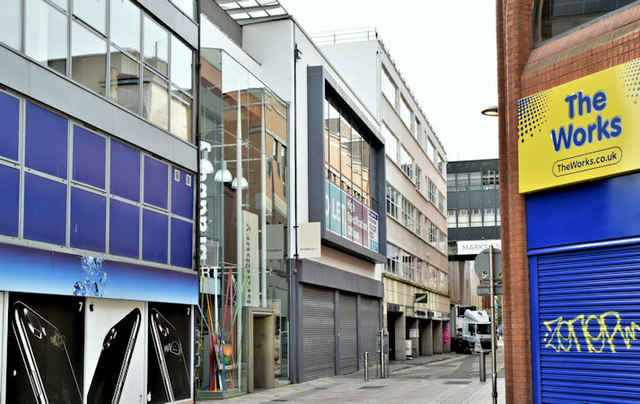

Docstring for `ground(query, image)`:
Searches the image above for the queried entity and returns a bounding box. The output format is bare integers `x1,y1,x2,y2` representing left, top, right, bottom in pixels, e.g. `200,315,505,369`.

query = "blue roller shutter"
531,243,640,403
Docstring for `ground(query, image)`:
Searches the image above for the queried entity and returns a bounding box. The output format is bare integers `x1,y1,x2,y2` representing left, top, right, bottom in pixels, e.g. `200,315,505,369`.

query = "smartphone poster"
84,299,145,404
6,292,84,404
147,302,192,403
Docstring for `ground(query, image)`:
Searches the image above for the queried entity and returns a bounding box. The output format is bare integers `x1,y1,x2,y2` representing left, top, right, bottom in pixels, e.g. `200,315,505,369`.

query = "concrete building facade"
320,31,450,360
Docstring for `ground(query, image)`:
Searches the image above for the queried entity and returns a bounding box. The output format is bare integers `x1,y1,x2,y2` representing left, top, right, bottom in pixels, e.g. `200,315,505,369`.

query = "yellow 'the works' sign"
518,58,640,193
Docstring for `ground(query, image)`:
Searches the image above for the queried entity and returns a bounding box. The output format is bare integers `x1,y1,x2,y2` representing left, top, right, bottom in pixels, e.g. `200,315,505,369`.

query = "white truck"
450,305,492,354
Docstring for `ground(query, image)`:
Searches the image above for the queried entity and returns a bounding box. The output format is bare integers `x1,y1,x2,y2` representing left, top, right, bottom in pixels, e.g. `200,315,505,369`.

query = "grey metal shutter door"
534,244,640,403
302,285,335,381
360,297,380,367
338,293,358,374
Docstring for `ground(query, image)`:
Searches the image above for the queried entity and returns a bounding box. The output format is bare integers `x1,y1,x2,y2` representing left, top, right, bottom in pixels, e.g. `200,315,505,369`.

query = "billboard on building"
518,58,640,193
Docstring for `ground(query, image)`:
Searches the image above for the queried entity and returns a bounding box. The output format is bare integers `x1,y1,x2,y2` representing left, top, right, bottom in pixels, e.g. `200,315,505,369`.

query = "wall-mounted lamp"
201,159,215,175
214,161,232,183
481,106,499,117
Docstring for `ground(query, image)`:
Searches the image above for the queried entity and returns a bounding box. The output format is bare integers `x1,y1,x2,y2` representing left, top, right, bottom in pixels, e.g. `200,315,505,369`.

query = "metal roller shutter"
360,297,380,367
338,293,358,374
302,285,335,381
533,244,640,403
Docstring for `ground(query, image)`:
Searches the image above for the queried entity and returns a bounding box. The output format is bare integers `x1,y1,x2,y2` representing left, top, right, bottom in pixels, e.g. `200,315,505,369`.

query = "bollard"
479,351,487,382
364,352,369,382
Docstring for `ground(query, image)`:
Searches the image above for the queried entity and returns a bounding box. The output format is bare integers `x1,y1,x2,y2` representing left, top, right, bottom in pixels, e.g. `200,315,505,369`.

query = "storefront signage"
242,210,259,306
298,222,321,258
324,180,379,252
457,240,501,255
518,58,640,193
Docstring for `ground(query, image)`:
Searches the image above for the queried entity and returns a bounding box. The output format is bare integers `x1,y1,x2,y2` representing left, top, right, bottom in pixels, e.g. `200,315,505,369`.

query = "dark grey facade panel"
136,0,199,48
338,293,358,374
0,46,197,171
301,285,335,382
298,259,384,298
306,65,387,261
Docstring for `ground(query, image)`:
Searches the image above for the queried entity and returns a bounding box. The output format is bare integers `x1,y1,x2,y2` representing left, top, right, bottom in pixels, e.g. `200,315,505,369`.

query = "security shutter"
360,297,380,367
302,285,335,381
338,293,357,374
533,243,640,403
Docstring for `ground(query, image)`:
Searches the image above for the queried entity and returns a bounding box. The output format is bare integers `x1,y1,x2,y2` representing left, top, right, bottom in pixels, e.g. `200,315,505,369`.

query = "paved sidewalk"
198,349,506,404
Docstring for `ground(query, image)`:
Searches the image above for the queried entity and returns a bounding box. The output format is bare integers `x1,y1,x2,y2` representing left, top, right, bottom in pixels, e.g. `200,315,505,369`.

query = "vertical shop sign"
369,211,379,252
242,211,259,306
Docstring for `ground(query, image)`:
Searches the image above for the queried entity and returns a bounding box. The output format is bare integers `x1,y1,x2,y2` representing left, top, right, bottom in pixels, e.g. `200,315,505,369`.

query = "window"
447,209,457,228
428,178,437,204
0,0,21,50
386,244,399,274
402,251,417,281
399,97,412,130
170,0,195,19
458,209,469,227
416,212,422,236
111,0,140,56
484,208,496,226
143,15,169,76
381,68,396,106
469,172,482,190
483,170,499,189
497,208,501,226
382,124,398,163
386,184,399,219
415,167,422,191
438,191,445,213
402,198,415,231
412,116,420,139
73,0,106,34
72,22,107,96
447,173,455,190
471,208,482,227
456,173,469,191
400,147,413,180
428,221,437,245
437,153,445,175
25,0,68,75
427,139,436,162
438,230,446,254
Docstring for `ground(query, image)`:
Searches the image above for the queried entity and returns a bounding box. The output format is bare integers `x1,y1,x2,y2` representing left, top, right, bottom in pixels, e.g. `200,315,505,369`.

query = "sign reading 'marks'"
518,58,640,193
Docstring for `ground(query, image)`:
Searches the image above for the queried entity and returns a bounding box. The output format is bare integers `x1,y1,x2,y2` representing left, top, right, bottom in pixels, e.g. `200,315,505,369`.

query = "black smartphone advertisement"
147,302,192,403
84,299,145,404
6,292,84,404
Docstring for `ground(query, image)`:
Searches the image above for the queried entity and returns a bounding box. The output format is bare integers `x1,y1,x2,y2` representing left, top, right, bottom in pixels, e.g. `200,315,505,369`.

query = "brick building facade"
497,1,640,402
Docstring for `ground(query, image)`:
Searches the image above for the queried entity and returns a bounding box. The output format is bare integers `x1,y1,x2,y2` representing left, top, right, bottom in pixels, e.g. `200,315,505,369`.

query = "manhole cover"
359,386,385,389
444,381,472,385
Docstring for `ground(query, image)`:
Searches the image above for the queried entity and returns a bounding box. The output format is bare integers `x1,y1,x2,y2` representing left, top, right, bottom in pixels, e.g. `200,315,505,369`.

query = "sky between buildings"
278,0,499,162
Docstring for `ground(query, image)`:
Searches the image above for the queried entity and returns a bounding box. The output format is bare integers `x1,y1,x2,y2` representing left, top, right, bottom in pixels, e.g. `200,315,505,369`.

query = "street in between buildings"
201,342,505,404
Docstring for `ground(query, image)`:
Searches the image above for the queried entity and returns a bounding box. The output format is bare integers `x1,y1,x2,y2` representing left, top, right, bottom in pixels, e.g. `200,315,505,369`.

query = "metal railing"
311,27,378,46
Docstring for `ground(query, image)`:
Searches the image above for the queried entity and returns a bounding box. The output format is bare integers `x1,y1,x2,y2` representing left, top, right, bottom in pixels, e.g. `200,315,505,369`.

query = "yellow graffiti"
543,311,640,354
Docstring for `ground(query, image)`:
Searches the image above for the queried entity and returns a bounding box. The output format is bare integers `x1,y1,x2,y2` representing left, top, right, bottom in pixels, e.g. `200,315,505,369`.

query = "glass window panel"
340,112,352,194
447,209,456,228
484,208,496,226
109,47,140,114
497,208,501,226
381,68,396,105
72,22,107,96
143,15,168,76
456,173,469,191
469,172,482,190
170,36,193,93
170,0,194,19
447,173,455,190
328,102,340,184
25,0,67,75
73,0,106,34
458,209,469,227
400,147,413,180
0,0,21,50
143,68,168,130
427,139,435,162
324,98,330,167
50,0,67,11
399,97,411,129
382,125,397,162
471,208,482,227
351,128,363,198
110,0,140,57
170,87,192,142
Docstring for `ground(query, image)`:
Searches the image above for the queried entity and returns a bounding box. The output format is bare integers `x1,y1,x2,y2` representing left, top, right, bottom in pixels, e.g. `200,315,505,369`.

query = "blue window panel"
0,92,19,161
144,156,168,209
109,199,140,258
171,166,194,219
171,218,192,268
24,173,66,245
0,165,19,237
73,126,106,189
70,188,106,252
110,140,140,202
25,102,68,178
142,209,168,264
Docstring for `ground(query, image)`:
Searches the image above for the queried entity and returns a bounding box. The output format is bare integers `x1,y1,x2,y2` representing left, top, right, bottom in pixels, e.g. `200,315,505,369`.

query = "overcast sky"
278,0,499,161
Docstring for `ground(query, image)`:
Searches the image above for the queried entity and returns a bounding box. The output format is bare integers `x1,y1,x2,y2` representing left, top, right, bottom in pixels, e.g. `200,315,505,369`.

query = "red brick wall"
498,1,640,402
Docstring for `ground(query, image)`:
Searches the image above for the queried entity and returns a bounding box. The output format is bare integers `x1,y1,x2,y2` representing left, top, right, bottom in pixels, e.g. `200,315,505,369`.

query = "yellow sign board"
518,58,640,193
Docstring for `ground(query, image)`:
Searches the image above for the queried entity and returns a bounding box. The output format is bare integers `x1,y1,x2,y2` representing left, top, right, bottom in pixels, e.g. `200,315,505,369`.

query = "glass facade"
197,49,290,396
1,0,195,142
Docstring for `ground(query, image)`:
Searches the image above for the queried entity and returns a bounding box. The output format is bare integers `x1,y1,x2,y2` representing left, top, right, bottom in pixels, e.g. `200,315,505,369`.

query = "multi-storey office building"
195,2,387,396
0,0,198,402
447,159,499,308
320,31,450,360
498,1,640,402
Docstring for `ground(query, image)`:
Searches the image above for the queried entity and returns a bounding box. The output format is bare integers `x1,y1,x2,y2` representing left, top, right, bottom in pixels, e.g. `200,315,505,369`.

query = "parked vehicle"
450,305,492,354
